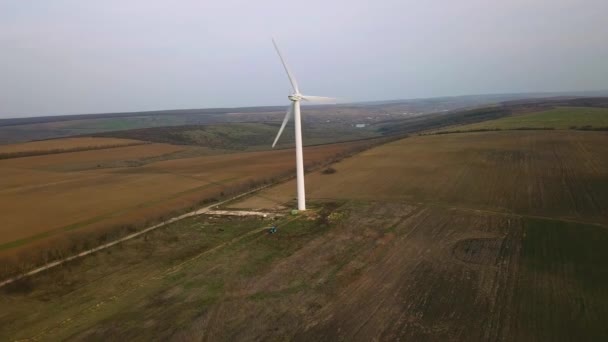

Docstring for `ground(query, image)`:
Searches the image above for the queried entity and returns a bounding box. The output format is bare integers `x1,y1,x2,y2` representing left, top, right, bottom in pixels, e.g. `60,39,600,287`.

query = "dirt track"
0,185,274,288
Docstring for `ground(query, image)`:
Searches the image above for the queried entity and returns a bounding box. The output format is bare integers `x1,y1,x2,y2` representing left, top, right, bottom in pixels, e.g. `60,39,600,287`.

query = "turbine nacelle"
288,93,303,102
289,93,336,103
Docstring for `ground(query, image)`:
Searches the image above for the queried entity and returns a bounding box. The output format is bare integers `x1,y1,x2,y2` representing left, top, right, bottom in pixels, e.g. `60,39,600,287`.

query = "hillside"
3,93,596,145
379,96,608,135
435,106,608,132
94,122,380,151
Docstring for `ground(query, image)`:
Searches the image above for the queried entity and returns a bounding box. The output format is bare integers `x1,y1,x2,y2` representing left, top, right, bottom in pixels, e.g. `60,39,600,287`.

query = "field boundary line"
305,197,608,229
413,200,608,229
0,141,150,160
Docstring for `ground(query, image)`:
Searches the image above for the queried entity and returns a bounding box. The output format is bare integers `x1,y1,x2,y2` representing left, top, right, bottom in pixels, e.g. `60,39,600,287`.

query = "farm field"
442,106,608,131
2,201,607,340
0,137,143,156
0,136,379,269
0,113,226,144
2,127,607,340
98,122,381,151
234,130,608,225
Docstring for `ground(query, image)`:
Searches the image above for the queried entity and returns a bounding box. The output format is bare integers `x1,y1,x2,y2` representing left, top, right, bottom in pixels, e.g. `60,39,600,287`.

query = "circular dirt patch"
452,237,504,265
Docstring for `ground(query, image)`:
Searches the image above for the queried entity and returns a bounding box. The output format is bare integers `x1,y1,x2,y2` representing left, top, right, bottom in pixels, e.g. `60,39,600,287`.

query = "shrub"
321,167,337,175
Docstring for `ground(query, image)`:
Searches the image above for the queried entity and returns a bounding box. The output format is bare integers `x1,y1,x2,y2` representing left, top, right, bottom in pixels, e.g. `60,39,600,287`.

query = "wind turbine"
271,38,334,211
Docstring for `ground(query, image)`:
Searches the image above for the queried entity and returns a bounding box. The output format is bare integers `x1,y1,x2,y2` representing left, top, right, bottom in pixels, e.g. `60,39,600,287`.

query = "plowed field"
235,131,608,225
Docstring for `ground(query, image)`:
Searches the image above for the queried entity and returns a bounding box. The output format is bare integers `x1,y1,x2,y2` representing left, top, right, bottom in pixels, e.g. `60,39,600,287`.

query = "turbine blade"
272,38,300,93
301,95,337,104
272,104,294,148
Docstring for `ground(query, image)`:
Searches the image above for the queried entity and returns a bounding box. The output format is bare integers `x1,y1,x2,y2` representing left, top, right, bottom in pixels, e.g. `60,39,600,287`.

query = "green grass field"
445,106,608,131
0,210,338,340
513,218,608,341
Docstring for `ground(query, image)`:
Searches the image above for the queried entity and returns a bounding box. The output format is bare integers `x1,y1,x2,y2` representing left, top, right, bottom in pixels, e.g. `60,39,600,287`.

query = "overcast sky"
1,0,607,118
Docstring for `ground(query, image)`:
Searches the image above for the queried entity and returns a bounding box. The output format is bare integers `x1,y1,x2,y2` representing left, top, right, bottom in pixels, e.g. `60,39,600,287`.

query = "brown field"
0,137,379,267
0,137,143,154
2,130,608,341
0,137,148,160
234,130,608,225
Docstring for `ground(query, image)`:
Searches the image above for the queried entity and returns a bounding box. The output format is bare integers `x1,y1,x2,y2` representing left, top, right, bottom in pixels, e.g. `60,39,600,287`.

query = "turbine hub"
288,93,302,101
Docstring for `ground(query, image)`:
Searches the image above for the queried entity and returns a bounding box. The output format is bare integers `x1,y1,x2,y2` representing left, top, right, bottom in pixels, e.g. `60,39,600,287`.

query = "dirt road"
0,184,276,288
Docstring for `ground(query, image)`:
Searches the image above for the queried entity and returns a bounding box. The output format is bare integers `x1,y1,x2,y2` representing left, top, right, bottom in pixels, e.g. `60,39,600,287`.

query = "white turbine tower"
271,38,334,211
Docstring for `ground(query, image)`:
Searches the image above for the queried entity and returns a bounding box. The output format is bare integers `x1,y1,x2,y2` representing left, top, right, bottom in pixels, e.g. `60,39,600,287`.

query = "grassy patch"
521,218,608,292
445,106,608,131
513,218,608,340
238,218,327,276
